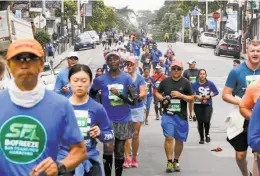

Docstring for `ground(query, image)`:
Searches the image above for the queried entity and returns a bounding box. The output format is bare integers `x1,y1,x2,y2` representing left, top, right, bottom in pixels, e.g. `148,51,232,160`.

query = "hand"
61,86,69,93
89,125,101,138
171,91,182,98
204,96,211,100
195,95,203,101
210,92,214,97
110,88,120,96
30,157,58,176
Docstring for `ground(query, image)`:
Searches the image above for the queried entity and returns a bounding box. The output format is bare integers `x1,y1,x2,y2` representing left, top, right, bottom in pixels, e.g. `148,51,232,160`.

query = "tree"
0,1,10,11
136,10,156,31
34,31,50,47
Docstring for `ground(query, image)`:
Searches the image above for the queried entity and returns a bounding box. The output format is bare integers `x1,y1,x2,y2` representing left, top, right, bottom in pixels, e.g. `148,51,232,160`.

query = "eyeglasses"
126,62,134,67
11,54,40,64
69,57,78,61
171,66,182,71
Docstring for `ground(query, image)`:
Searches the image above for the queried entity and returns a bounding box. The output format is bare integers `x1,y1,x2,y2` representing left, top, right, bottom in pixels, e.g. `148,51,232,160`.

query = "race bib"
74,110,91,138
107,84,124,106
168,99,181,112
246,75,260,87
146,83,151,95
190,77,197,83
145,58,150,63
155,81,160,88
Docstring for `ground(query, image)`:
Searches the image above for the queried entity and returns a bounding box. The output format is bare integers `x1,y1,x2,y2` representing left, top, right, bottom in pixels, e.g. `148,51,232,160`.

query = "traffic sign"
252,1,257,9
213,12,220,20
33,15,46,28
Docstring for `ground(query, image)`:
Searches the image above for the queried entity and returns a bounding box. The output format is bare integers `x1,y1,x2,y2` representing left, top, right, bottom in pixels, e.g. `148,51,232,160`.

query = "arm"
210,81,219,97
54,74,63,94
181,81,194,103
97,106,114,143
239,86,254,120
139,84,147,100
89,78,100,99
158,50,162,57
248,100,260,151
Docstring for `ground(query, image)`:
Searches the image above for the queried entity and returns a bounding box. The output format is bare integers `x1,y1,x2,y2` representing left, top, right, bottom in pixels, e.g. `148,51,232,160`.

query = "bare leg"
236,151,249,176
132,122,142,159
164,137,174,160
174,140,184,160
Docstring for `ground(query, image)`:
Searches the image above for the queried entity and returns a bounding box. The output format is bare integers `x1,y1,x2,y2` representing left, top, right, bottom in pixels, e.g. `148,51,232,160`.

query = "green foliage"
136,10,156,31
55,0,77,24
34,31,50,47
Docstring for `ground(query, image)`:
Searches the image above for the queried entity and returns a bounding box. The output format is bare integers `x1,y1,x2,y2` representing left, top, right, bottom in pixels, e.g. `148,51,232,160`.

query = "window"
204,33,217,38
223,39,239,45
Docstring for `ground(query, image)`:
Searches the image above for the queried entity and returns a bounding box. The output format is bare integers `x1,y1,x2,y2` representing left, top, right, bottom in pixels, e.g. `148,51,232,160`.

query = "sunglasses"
68,57,78,61
126,62,134,67
11,54,40,63
171,66,182,71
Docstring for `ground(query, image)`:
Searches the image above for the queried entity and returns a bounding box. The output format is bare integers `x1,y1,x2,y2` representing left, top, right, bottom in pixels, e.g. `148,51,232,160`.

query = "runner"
164,33,169,43
155,60,193,172
233,59,241,67
165,53,174,76
192,69,219,144
58,64,114,176
143,67,155,125
151,44,162,72
54,52,79,98
89,51,137,176
141,48,152,70
183,60,199,121
222,40,260,176
165,44,175,56
158,57,167,75
152,65,167,120
240,80,260,176
0,38,86,175
124,57,147,168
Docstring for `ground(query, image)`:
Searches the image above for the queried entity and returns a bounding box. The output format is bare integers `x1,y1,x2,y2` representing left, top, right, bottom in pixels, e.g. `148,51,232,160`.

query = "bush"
34,31,50,47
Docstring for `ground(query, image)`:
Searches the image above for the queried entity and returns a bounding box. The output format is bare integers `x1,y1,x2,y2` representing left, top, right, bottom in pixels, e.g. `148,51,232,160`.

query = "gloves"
127,84,139,100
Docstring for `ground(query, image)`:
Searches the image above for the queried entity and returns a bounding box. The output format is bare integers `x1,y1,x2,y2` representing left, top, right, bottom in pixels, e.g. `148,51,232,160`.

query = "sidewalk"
52,45,74,69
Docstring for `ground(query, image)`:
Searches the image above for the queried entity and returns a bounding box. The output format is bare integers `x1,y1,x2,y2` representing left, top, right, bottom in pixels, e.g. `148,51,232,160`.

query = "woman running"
143,67,155,125
192,69,219,144
57,64,114,176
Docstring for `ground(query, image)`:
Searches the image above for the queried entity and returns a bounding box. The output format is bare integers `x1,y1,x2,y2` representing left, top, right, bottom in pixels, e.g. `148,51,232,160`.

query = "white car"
85,30,100,45
198,32,218,48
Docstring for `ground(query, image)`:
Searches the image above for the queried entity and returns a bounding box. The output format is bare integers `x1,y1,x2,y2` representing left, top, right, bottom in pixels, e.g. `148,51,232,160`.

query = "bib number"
155,81,160,88
168,99,181,112
190,77,196,84
246,75,260,87
146,83,151,95
108,84,124,106
74,110,91,138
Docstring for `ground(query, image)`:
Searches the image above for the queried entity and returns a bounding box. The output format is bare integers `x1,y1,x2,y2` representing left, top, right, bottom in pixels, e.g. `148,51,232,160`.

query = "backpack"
47,44,53,53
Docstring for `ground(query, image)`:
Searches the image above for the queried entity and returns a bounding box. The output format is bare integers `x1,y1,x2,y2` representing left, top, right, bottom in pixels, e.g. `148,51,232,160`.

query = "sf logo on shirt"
198,87,210,96
0,115,47,164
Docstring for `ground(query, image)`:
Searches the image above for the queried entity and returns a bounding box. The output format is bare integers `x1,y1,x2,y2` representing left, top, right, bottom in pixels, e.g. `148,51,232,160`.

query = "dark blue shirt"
144,77,155,97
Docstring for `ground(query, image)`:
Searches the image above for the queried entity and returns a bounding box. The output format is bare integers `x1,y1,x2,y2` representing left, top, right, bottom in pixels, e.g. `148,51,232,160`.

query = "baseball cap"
6,38,44,60
68,52,78,58
171,60,183,68
105,51,120,60
187,60,196,64
155,64,162,69
126,56,137,64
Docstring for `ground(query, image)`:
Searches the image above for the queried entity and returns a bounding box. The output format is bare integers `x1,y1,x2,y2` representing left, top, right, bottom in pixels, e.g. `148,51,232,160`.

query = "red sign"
213,12,220,20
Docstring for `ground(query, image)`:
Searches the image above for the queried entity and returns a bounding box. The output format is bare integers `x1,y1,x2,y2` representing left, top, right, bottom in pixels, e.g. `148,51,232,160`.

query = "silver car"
85,30,100,45
198,32,218,48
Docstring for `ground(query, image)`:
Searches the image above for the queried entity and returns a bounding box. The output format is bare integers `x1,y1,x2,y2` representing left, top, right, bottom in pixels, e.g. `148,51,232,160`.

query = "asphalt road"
56,42,253,176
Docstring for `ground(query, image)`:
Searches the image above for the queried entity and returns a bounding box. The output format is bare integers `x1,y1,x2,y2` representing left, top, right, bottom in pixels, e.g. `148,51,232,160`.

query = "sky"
104,0,165,11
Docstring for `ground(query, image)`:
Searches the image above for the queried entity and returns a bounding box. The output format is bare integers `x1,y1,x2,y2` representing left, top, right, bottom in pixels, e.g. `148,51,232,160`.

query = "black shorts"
48,52,54,57
227,131,248,152
152,62,158,70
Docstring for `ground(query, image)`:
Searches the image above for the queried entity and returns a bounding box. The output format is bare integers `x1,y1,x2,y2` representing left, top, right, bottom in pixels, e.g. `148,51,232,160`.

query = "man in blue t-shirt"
90,51,138,176
54,52,79,98
0,39,86,176
222,40,260,176
150,44,162,71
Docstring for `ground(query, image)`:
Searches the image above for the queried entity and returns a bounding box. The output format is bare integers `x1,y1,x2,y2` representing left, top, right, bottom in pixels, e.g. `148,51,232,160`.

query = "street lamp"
220,10,228,39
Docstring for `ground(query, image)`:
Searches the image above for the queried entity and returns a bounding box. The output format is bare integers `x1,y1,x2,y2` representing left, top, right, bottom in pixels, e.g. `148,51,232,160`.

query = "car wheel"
74,48,79,51
92,44,96,49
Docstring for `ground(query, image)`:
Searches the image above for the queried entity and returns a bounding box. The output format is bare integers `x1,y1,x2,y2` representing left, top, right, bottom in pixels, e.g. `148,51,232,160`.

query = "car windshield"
223,39,239,45
204,33,217,38
77,35,92,42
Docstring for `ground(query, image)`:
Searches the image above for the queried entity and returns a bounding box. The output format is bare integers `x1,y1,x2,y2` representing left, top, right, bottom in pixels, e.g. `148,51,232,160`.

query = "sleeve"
61,102,83,146
54,73,64,94
225,69,237,89
210,81,219,96
183,70,188,80
240,85,254,109
185,80,193,95
157,79,164,94
158,50,162,57
140,77,146,86
96,106,114,143
248,99,260,151
91,77,100,91
192,83,197,94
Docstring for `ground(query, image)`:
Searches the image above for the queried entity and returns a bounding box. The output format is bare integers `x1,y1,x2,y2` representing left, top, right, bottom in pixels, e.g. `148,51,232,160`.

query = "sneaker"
123,158,131,168
145,120,149,125
199,140,205,144
193,115,197,122
131,158,138,167
188,115,193,121
166,161,174,173
173,161,180,172
206,135,211,143
156,115,160,120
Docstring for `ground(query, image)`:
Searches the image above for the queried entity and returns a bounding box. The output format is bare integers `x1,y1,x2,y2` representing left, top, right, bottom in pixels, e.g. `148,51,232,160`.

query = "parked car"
85,30,100,45
198,32,218,48
74,34,96,51
214,39,240,59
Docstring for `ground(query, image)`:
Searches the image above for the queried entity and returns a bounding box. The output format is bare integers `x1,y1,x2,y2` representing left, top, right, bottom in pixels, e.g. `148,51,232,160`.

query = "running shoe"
166,161,174,173
145,120,149,125
131,158,139,167
123,158,131,168
173,161,180,172
206,135,211,143
199,140,205,144
156,115,160,120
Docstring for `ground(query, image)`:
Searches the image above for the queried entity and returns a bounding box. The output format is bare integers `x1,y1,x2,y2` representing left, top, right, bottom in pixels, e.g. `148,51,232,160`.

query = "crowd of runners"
0,34,260,176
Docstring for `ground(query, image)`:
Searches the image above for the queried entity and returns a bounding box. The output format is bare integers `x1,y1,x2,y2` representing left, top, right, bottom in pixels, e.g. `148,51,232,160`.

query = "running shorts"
131,106,145,122
226,131,248,152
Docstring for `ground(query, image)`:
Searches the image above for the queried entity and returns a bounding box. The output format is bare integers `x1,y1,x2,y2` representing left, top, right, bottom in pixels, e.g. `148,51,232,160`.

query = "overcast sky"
104,0,165,11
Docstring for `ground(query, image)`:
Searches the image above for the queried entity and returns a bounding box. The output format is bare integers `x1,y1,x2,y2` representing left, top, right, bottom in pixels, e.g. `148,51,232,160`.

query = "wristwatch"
56,162,67,175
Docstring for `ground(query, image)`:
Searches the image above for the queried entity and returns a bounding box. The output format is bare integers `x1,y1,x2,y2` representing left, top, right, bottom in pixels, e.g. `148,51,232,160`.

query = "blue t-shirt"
0,90,82,176
91,71,133,123
144,77,155,97
130,74,146,109
58,97,113,174
159,63,167,75
225,62,260,98
54,68,72,98
151,49,162,63
192,80,219,105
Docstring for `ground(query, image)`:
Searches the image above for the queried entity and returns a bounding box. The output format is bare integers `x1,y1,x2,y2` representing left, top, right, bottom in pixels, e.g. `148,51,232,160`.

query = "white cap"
155,64,161,69
187,60,196,64
68,52,78,58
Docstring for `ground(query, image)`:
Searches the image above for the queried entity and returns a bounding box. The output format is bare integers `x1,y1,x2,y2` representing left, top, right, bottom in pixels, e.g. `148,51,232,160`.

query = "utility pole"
77,0,81,33
238,1,243,50
42,0,46,32
61,0,64,36
205,0,208,31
